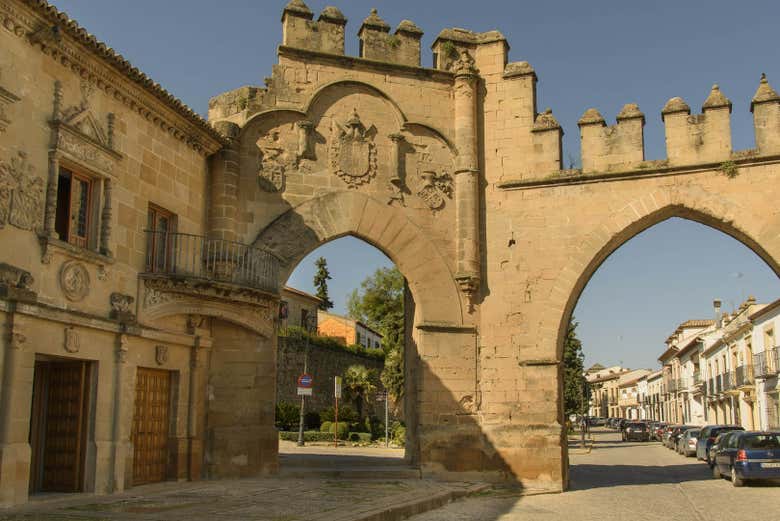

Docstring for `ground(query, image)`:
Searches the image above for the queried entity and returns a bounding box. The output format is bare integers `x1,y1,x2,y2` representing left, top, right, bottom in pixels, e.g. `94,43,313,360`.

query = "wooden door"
30,361,90,493
132,368,171,485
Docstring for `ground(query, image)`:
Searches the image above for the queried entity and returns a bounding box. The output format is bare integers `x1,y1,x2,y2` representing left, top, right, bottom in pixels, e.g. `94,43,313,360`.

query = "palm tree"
342,364,377,420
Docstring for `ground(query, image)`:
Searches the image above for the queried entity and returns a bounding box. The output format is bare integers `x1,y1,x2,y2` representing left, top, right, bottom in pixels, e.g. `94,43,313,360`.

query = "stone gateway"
1,0,780,505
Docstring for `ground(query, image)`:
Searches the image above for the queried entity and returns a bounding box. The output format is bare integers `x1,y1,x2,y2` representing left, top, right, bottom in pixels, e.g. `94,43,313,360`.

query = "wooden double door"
131,367,172,485
29,360,92,493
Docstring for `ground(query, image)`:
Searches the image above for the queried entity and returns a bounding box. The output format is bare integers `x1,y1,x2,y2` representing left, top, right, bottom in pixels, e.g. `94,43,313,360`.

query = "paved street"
408,428,780,521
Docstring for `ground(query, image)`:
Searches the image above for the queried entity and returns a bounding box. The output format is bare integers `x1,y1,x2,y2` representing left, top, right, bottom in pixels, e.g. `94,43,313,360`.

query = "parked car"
662,425,681,448
711,431,780,487
677,428,700,457
623,422,650,442
653,423,668,441
667,425,697,449
696,425,745,463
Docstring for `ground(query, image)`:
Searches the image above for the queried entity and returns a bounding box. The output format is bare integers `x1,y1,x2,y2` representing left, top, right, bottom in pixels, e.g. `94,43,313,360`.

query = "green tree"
342,364,377,420
562,319,587,420
347,267,405,401
313,257,333,310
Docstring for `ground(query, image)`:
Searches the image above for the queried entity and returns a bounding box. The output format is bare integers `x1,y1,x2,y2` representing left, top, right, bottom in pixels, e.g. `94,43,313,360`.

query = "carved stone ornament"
257,129,294,192
0,151,44,231
155,344,169,366
452,50,479,77
329,109,377,188
59,261,90,301
64,326,80,353
110,292,136,322
417,170,453,211
0,262,34,290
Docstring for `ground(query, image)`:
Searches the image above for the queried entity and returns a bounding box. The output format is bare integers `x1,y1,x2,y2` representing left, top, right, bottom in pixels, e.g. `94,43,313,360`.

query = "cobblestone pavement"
408,428,780,521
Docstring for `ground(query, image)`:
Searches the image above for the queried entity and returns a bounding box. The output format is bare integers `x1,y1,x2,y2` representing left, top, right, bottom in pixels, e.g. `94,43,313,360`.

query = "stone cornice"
3,0,227,155
278,45,455,84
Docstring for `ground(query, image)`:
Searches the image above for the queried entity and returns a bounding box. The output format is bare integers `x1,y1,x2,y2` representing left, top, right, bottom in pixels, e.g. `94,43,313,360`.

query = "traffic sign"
297,387,312,396
334,376,342,399
297,373,313,388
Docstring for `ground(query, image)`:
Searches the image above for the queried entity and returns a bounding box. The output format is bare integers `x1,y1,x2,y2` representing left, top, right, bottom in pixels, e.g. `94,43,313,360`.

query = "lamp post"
296,314,316,447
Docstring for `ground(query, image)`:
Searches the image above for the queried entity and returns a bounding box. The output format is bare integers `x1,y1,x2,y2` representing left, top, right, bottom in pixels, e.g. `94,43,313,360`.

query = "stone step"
319,482,491,521
278,465,423,480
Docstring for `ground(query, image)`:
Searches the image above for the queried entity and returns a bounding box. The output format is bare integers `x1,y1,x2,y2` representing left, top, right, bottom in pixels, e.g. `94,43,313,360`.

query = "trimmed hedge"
279,431,337,442
348,432,372,443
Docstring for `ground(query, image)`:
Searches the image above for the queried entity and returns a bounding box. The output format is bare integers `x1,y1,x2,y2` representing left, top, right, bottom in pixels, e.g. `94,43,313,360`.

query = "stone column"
108,333,129,493
0,314,32,506
452,51,481,303
100,178,112,256
43,81,63,241
208,122,241,243
187,336,205,481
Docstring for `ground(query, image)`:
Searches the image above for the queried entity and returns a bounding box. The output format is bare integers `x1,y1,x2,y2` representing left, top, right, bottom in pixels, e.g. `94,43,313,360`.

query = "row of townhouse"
633,297,780,430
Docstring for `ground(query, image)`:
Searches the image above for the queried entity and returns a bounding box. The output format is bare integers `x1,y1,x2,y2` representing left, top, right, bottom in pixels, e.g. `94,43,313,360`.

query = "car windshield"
628,423,645,429
712,426,743,437
685,429,699,436
740,434,780,449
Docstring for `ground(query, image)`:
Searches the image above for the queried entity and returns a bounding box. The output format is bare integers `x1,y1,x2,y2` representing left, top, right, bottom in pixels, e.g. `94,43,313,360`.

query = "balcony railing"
145,230,281,294
715,374,723,394
707,378,715,395
723,372,737,392
735,364,754,387
754,349,780,378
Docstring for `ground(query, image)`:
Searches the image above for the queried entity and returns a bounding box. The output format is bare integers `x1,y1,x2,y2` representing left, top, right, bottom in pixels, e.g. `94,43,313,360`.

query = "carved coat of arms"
417,170,453,211
329,109,377,188
0,151,44,231
155,344,169,366
64,326,80,353
257,130,293,192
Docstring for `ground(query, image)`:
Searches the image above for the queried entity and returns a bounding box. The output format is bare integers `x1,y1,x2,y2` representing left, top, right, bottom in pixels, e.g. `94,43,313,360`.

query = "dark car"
653,422,668,441
696,425,745,463
712,431,780,486
667,425,697,449
623,422,650,442
662,425,681,448
677,428,700,457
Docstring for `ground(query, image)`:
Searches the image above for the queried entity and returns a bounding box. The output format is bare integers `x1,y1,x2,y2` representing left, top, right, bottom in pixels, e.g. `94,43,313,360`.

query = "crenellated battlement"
578,104,645,173
281,1,347,55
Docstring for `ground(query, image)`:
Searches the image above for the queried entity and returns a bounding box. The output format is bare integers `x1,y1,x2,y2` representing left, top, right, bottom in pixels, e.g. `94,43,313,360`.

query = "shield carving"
155,344,169,366
329,109,377,188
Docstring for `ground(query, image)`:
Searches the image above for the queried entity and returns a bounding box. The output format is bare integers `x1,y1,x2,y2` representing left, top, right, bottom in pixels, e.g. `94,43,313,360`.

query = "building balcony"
144,230,281,294
753,349,780,379
735,364,754,389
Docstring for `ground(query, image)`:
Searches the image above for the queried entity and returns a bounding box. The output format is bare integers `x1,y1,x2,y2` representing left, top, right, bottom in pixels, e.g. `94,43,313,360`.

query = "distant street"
408,428,780,521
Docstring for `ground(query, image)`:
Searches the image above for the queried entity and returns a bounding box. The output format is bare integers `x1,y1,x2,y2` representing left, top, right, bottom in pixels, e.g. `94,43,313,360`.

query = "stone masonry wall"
277,335,384,417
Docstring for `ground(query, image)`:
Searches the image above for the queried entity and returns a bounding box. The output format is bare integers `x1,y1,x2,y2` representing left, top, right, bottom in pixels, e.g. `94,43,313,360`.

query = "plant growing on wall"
342,364,377,420
313,256,334,310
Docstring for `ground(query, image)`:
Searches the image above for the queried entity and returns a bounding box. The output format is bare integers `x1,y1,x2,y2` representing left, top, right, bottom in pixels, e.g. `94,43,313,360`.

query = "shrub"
279,431,336,443
304,411,321,430
320,421,332,433
348,432,372,443
275,402,300,431
328,421,350,439
391,421,406,446
320,405,358,424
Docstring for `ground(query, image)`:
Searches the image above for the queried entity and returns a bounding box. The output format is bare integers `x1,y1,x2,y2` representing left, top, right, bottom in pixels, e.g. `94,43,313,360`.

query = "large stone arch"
254,190,465,326
549,187,780,362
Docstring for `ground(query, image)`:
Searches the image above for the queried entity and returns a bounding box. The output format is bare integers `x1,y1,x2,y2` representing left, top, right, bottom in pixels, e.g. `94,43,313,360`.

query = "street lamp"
296,314,317,447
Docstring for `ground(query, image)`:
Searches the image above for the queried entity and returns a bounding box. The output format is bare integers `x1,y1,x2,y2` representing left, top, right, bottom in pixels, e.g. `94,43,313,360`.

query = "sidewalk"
1,444,488,521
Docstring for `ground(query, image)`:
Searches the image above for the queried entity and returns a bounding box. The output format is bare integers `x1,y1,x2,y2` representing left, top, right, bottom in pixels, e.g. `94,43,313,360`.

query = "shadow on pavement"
569,463,711,490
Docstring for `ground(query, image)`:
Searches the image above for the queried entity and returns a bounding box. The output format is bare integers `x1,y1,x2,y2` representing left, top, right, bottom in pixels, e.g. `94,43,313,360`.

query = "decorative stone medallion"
155,344,169,366
59,261,90,301
257,129,293,192
417,170,453,211
64,326,80,353
329,109,377,188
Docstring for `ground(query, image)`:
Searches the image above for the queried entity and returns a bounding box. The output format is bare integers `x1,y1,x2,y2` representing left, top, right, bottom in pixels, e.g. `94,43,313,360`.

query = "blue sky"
49,0,780,369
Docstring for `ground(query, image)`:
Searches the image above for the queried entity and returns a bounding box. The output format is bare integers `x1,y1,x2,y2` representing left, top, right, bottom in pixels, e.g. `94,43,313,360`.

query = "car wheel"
712,463,721,479
731,466,744,487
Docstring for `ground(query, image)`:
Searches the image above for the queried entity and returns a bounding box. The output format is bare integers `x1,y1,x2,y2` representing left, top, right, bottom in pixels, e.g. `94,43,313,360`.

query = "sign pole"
296,319,312,447
385,392,389,448
334,375,342,448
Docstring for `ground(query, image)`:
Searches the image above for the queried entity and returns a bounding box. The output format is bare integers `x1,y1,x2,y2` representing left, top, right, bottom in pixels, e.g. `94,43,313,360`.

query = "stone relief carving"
329,109,377,188
110,292,136,322
155,344,169,365
64,326,80,353
256,129,295,192
59,261,90,301
0,151,44,231
0,262,34,290
452,50,479,77
417,170,453,211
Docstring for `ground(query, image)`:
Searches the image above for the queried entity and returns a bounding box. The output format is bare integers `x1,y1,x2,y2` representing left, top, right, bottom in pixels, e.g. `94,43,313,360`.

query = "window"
55,167,95,248
146,204,176,272
301,308,309,329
